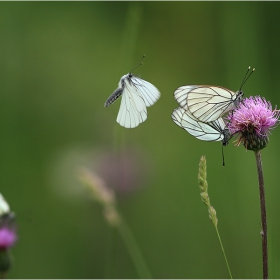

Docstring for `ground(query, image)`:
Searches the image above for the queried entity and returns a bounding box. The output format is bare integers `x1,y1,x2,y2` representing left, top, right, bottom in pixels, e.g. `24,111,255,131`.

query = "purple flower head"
0,227,17,250
227,96,280,150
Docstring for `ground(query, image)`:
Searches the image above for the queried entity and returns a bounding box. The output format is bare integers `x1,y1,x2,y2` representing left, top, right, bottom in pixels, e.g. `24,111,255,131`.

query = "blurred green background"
1,1,280,278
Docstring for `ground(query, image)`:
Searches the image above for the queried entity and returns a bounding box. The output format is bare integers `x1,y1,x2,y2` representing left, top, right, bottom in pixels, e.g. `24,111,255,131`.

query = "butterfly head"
233,90,244,108
237,89,244,100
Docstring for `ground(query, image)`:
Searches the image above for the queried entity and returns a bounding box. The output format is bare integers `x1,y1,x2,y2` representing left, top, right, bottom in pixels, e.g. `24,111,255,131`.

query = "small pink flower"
227,96,280,150
0,227,17,250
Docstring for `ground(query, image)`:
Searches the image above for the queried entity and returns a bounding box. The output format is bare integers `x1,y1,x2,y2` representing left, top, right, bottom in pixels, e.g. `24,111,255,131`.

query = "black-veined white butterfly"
171,107,232,146
171,107,232,165
0,193,10,216
173,67,255,123
104,60,160,128
0,193,15,227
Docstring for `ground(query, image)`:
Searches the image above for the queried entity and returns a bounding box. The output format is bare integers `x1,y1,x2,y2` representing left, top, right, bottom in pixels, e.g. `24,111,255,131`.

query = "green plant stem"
255,150,268,279
104,226,115,278
116,216,152,279
215,226,233,279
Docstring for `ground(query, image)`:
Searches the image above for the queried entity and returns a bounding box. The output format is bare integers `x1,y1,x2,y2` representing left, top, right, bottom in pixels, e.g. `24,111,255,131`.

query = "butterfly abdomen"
104,88,123,107
222,128,232,146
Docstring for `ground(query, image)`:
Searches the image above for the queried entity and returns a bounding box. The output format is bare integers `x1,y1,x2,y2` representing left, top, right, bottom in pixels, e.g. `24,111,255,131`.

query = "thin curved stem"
116,216,152,279
215,226,233,279
255,150,268,279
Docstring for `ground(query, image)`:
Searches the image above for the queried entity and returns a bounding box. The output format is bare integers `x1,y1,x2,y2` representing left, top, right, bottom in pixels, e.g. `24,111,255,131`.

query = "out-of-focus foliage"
1,2,280,278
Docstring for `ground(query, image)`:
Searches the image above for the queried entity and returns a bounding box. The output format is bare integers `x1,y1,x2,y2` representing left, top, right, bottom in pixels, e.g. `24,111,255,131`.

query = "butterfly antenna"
239,66,255,90
130,54,146,73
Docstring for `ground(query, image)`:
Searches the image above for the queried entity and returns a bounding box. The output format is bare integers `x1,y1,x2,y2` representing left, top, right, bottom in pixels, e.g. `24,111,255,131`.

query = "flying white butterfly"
173,67,255,123
171,107,232,146
104,61,160,128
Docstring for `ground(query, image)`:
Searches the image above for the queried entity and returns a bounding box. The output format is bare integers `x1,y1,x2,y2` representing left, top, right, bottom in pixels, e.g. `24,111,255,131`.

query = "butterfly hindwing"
171,107,229,143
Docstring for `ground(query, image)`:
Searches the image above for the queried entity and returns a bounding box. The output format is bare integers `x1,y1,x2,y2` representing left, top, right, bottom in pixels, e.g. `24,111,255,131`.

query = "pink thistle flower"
227,96,280,150
0,227,17,250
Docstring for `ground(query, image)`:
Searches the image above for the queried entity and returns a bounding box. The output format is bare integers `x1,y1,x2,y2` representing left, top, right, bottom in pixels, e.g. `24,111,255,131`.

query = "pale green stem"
215,226,233,279
104,226,115,278
116,216,152,279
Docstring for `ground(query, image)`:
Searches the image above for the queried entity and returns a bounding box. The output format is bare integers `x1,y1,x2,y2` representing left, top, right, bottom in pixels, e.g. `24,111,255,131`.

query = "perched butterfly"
173,67,255,123
171,107,231,146
0,193,15,227
171,107,232,165
0,193,10,216
104,60,160,128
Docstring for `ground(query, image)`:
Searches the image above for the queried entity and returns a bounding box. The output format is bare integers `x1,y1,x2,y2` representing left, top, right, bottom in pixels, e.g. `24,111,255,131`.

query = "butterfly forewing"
174,85,239,122
130,76,160,107
174,85,197,108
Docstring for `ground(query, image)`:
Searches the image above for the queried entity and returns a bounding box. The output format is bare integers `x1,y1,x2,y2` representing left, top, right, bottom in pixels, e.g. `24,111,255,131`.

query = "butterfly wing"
174,85,238,122
174,85,197,108
130,76,160,107
171,107,226,142
116,76,148,128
